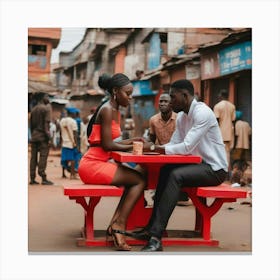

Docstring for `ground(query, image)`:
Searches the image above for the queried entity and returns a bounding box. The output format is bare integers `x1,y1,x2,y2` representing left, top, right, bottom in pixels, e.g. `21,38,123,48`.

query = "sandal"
110,226,132,251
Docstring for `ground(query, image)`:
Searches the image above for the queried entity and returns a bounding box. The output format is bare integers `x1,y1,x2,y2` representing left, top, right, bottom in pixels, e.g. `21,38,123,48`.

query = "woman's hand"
119,137,147,145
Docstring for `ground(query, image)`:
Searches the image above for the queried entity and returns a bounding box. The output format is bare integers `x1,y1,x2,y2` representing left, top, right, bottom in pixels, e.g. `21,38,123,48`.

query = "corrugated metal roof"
199,29,251,51
86,89,105,96
28,80,58,94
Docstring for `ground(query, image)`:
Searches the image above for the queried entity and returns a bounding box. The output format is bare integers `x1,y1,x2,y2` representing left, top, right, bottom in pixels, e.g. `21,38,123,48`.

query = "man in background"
213,89,236,169
29,93,54,185
230,111,252,185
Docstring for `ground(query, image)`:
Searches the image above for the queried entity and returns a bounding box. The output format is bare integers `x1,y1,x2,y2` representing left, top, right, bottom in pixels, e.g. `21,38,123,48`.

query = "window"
28,44,47,56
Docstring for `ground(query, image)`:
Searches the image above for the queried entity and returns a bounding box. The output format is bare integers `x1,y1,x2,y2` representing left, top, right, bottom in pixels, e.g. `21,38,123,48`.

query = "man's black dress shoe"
29,180,39,185
141,237,163,252
131,228,151,241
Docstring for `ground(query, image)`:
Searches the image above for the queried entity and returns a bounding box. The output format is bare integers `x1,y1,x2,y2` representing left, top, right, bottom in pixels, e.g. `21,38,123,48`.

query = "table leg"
187,191,225,240
70,196,101,241
127,164,161,230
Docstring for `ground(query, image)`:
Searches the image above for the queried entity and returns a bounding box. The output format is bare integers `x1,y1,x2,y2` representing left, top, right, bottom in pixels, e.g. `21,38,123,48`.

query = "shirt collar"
186,98,197,118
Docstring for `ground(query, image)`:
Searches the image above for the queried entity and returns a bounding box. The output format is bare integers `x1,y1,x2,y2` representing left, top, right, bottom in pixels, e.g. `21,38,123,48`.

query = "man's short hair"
170,79,194,96
219,89,229,98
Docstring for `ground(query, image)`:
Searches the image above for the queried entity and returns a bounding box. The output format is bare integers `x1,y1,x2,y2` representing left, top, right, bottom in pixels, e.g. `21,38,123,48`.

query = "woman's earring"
114,94,116,100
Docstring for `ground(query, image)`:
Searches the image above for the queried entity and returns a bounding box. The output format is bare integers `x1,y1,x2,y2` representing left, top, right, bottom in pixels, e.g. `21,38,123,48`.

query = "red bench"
64,183,248,247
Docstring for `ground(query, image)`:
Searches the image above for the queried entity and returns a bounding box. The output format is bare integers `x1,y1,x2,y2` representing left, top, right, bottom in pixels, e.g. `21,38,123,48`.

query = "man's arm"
44,108,51,140
165,110,213,155
148,118,156,143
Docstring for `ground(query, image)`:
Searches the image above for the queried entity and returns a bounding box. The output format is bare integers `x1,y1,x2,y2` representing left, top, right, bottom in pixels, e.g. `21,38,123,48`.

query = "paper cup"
133,141,143,155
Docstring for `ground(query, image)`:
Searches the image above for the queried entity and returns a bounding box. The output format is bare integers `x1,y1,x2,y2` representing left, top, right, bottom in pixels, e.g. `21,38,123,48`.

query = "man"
133,79,228,251
60,107,79,179
149,93,177,145
230,111,252,185
213,89,236,168
149,93,190,206
233,111,252,162
29,93,54,185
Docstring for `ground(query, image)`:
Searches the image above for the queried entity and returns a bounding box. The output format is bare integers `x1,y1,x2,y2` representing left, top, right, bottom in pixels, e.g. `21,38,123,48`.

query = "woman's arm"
99,106,133,152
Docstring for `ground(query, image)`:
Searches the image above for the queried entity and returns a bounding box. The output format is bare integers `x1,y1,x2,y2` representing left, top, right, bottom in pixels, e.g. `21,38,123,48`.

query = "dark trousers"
147,163,227,239
30,141,50,181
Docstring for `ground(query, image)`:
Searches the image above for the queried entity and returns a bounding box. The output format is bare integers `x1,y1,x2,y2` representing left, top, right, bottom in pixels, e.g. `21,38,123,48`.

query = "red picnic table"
64,152,247,247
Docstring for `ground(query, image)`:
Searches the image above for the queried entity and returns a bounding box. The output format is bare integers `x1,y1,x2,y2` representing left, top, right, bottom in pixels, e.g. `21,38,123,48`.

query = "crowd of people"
29,73,252,252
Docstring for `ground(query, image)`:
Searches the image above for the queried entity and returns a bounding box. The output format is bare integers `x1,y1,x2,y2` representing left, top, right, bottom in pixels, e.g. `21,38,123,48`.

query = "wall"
28,38,53,81
28,28,61,82
114,47,126,73
169,65,186,83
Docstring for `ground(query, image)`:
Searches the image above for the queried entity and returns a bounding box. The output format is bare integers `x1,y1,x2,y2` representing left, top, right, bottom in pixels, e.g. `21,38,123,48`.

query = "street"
28,149,252,253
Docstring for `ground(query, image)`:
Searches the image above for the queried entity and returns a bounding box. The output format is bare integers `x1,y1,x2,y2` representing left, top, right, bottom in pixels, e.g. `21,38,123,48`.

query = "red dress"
78,120,121,184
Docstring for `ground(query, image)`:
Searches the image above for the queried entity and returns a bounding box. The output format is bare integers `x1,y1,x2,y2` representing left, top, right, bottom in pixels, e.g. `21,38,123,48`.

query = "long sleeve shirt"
165,99,228,172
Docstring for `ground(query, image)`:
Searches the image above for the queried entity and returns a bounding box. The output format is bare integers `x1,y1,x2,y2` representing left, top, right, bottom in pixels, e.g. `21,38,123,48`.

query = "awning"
140,70,161,80
28,80,58,95
50,98,69,105
86,89,105,96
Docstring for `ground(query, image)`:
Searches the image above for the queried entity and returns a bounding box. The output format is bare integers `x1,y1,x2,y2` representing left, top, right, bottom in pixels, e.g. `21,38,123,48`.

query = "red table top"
111,151,202,164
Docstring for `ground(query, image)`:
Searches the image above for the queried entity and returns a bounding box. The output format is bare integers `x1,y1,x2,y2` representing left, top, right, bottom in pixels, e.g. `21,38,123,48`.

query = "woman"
78,73,146,251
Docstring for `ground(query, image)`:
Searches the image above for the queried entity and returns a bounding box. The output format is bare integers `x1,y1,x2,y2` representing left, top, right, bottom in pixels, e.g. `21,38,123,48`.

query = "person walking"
213,89,236,169
60,108,79,179
29,93,54,185
132,79,228,252
78,73,146,251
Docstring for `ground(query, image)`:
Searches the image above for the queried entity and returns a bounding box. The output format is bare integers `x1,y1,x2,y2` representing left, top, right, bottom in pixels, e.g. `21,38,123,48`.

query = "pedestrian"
132,79,228,252
213,89,236,169
233,110,252,162
60,107,79,179
78,73,146,251
29,93,54,185
230,110,252,185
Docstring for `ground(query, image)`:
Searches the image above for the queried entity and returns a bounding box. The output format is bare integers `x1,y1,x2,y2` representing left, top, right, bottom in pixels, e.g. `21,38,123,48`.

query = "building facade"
53,28,252,134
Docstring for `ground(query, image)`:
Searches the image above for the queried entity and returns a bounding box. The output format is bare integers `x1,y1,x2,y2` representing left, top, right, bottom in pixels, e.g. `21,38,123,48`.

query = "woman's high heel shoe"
111,227,132,251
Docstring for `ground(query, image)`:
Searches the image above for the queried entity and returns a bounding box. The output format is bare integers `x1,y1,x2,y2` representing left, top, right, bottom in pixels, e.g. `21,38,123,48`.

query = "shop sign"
186,65,200,80
201,52,220,80
219,41,252,75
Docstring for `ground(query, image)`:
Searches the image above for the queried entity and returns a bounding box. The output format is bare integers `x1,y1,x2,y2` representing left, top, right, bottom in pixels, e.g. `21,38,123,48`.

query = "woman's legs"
148,163,227,239
109,165,146,249
111,165,146,226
